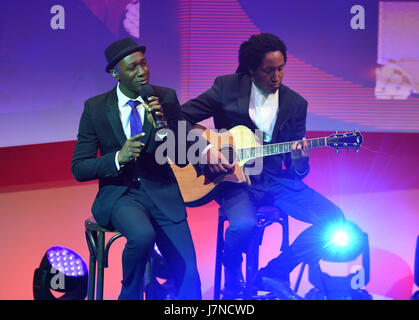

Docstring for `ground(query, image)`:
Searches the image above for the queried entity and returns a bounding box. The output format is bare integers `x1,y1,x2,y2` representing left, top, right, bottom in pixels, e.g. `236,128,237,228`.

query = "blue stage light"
304,220,372,300
332,230,350,247
323,221,363,261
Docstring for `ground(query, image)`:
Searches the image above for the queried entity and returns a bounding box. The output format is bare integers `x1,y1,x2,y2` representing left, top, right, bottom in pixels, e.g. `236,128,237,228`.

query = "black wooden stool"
85,217,159,300
213,206,290,300
84,217,124,300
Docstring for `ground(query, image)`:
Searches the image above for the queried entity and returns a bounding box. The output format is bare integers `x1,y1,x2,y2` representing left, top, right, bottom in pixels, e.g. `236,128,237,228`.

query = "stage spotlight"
305,220,372,300
33,246,88,300
321,221,364,263
332,230,350,247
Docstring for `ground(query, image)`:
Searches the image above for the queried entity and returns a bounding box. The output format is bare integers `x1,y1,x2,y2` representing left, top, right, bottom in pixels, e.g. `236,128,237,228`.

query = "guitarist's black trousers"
215,173,345,281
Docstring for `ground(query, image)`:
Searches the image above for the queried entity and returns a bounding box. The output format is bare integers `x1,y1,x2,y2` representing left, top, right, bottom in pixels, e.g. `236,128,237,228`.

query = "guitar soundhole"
219,146,237,165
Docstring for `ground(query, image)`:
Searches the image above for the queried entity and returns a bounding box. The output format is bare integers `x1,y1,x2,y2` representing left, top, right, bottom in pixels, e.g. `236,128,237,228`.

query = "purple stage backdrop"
0,0,418,301
0,0,418,147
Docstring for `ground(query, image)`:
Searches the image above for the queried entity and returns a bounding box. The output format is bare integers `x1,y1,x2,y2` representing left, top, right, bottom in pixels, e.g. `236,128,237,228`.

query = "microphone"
139,84,164,129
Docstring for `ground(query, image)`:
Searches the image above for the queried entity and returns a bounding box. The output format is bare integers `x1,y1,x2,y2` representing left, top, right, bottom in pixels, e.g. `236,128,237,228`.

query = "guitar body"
169,125,258,207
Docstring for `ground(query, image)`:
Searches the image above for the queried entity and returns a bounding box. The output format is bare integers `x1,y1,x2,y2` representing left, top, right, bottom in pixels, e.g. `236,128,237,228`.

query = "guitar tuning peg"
336,149,340,154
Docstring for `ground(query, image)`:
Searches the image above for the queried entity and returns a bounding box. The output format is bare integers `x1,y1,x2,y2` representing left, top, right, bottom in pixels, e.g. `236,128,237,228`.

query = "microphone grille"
139,84,154,99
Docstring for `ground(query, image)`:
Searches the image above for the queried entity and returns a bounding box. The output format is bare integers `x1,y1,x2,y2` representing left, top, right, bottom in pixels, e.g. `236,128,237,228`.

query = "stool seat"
218,205,286,220
85,217,118,233
256,206,284,219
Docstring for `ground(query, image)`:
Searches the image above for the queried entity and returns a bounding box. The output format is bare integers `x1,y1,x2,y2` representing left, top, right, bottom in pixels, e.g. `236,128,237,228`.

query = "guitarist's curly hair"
236,33,287,74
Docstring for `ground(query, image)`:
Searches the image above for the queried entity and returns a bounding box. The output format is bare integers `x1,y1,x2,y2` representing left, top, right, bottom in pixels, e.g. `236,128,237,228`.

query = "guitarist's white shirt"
249,82,279,143
201,81,280,159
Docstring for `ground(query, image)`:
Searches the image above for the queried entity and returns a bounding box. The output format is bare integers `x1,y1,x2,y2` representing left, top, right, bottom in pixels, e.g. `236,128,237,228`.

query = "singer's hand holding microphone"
144,96,165,129
117,84,166,164
140,84,166,130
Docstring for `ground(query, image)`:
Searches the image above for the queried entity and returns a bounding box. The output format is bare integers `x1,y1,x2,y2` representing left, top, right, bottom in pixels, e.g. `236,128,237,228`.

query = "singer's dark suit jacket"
181,72,309,190
72,85,186,228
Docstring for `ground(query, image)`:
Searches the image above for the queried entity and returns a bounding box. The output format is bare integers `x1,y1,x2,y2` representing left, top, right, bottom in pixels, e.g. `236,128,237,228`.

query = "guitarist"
181,33,346,299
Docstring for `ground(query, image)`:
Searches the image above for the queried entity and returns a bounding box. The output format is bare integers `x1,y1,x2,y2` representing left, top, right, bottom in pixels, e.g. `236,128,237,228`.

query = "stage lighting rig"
33,246,88,300
305,220,372,300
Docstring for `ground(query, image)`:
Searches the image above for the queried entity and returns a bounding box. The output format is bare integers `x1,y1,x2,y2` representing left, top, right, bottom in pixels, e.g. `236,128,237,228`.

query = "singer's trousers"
110,182,201,300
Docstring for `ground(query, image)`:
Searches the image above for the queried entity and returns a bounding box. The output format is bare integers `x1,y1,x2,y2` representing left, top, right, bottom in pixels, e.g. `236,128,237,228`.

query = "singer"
71,37,201,300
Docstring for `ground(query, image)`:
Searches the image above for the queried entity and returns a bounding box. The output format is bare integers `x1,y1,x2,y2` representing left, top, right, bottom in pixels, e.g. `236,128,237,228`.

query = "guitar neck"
238,137,328,160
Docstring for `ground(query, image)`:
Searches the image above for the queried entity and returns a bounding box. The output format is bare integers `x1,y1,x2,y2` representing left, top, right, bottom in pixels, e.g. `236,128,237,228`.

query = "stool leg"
213,216,225,300
96,231,105,300
280,215,289,251
294,263,306,294
104,233,123,268
85,230,97,300
280,214,290,284
143,259,151,300
245,227,262,299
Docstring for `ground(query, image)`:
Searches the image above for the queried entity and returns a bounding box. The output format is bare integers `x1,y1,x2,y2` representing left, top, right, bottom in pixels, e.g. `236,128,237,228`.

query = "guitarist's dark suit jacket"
72,85,186,228
181,72,310,191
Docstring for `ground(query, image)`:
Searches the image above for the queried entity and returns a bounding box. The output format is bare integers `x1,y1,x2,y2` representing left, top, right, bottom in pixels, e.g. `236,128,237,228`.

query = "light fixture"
412,235,419,300
331,230,350,247
33,246,88,300
305,220,372,300
145,245,176,300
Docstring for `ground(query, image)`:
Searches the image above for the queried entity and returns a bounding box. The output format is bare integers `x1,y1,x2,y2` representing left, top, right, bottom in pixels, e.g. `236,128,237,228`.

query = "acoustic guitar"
169,125,363,207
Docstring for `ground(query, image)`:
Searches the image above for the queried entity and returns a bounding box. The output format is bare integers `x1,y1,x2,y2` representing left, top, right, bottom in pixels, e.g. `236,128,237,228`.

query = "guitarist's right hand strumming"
204,146,234,176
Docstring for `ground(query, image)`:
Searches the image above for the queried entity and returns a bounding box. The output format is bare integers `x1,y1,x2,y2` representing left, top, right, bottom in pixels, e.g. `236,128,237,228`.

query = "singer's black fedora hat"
105,37,146,73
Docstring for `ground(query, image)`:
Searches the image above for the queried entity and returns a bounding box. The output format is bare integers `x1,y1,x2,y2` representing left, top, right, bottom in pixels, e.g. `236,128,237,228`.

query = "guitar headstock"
327,130,363,153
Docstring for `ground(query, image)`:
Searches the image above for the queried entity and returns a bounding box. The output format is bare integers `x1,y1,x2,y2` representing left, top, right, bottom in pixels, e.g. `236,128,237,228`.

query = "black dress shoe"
222,267,245,299
253,273,303,300
261,276,304,300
